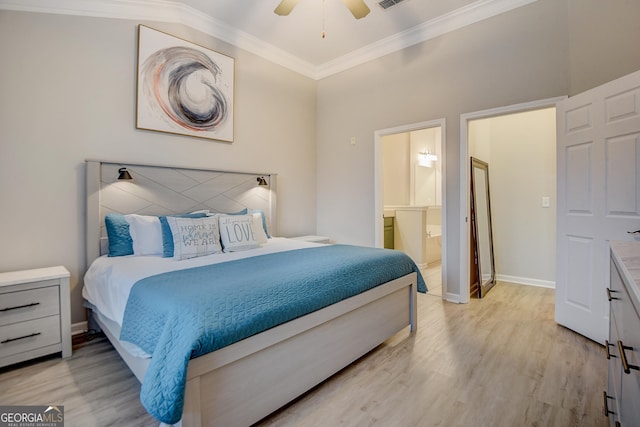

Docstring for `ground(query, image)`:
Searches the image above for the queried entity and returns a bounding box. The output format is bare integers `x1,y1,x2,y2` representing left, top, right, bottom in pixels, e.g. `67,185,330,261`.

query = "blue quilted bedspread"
119,244,426,424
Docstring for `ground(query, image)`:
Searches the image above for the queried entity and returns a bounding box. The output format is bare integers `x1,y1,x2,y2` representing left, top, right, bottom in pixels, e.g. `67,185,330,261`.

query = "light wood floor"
421,262,442,297
0,282,607,427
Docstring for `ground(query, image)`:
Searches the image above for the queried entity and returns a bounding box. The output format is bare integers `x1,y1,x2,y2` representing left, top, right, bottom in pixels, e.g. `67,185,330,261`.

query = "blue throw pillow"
159,213,208,258
105,213,134,257
228,208,248,216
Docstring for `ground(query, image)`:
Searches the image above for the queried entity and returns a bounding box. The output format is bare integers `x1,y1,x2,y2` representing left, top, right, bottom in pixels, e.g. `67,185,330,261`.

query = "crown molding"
0,0,318,77
316,0,538,79
0,0,537,80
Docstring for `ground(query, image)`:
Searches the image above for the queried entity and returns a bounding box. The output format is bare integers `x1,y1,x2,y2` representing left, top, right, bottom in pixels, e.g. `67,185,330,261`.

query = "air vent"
378,0,405,9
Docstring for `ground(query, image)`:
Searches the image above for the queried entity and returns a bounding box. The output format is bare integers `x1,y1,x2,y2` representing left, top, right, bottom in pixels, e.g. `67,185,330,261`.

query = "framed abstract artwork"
136,25,234,142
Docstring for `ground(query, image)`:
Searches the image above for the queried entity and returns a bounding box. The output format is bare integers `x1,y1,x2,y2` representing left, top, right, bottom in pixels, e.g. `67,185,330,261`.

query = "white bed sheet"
83,237,323,329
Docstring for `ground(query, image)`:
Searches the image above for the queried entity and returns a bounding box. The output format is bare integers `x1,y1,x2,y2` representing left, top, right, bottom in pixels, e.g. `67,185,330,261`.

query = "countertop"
384,205,441,211
383,205,442,217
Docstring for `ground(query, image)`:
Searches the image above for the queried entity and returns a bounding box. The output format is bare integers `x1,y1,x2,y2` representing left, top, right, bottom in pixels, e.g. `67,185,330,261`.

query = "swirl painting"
136,25,234,142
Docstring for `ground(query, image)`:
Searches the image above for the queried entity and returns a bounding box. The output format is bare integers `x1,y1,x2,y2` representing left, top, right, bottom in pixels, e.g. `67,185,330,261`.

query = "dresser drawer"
0,283,60,327
618,279,640,423
0,315,61,359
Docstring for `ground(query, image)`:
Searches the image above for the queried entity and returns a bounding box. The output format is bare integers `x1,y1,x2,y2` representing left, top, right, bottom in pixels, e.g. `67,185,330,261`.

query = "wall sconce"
117,167,133,180
256,176,268,186
418,151,438,167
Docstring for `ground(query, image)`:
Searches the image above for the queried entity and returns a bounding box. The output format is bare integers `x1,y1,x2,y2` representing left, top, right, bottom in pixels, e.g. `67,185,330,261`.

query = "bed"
83,160,425,427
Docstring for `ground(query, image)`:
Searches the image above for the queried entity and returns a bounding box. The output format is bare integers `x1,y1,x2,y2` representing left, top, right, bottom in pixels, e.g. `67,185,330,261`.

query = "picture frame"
136,25,234,142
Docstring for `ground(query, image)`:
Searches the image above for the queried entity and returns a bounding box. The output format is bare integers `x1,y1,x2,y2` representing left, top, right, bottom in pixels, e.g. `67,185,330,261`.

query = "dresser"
0,266,71,368
606,242,640,426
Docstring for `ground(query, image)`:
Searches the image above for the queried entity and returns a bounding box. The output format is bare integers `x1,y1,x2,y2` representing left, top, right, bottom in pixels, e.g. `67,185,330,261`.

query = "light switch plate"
542,196,550,208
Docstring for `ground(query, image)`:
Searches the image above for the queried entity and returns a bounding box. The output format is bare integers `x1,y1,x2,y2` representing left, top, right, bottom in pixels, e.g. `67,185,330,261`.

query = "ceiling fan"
274,0,371,19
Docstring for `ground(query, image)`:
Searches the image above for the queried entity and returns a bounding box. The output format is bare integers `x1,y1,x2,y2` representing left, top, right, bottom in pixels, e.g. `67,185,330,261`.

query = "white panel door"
556,69,640,344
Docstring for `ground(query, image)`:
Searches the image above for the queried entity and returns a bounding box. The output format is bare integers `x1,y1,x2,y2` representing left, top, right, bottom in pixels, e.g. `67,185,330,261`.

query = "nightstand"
290,235,331,244
0,266,71,368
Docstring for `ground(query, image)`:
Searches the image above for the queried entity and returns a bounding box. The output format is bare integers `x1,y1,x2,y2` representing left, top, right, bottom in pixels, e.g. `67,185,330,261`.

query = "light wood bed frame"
85,160,418,427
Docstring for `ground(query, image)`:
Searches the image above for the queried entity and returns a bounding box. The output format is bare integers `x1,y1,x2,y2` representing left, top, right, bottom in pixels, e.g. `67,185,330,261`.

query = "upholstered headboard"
85,160,277,265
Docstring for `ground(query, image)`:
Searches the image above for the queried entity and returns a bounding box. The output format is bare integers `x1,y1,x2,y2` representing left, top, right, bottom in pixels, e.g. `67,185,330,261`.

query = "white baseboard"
496,274,555,289
444,292,463,303
72,321,88,336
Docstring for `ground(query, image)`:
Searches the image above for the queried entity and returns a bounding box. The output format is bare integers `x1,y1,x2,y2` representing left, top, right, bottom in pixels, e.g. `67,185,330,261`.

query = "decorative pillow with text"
166,216,222,260
218,214,261,252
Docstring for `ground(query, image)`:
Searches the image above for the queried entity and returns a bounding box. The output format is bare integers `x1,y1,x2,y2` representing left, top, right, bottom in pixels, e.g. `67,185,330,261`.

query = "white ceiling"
190,0,479,65
0,0,537,79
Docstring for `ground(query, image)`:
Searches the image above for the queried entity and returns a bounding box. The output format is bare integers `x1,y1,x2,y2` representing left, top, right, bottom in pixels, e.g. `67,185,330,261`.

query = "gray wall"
0,11,317,323
316,0,570,297
316,0,640,297
567,0,640,95
2,0,640,322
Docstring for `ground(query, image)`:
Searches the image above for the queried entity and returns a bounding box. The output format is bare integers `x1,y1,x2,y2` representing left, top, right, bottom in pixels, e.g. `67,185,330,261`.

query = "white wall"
469,108,556,287
469,120,492,164
0,11,318,323
381,133,410,206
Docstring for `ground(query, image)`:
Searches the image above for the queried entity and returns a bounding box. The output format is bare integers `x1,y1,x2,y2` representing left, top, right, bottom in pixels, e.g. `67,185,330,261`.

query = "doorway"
374,119,446,298
460,97,564,302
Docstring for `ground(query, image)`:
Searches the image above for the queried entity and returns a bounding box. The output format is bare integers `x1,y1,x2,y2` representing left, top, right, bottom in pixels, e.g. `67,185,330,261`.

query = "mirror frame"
470,157,496,298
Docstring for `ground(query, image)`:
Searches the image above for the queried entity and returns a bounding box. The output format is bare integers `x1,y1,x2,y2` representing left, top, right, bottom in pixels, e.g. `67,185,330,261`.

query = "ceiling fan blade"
342,0,371,19
274,0,301,16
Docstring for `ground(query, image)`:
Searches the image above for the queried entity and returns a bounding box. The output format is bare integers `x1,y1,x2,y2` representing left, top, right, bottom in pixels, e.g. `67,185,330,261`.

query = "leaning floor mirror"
470,157,496,298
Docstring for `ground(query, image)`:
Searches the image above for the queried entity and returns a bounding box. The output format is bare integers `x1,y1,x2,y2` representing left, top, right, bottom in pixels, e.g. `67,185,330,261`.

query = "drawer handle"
605,340,616,359
1,332,42,344
618,340,640,374
603,391,615,417
606,288,619,301
0,302,40,312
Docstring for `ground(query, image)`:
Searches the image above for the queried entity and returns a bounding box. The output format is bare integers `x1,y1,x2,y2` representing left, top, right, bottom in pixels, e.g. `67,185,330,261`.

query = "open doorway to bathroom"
374,119,446,298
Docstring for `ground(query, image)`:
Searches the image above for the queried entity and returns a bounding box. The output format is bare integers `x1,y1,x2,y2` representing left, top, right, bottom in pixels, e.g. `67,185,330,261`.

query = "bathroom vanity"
383,205,441,269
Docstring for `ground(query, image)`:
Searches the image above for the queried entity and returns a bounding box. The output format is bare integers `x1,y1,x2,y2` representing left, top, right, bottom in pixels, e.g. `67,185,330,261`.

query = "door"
556,69,640,344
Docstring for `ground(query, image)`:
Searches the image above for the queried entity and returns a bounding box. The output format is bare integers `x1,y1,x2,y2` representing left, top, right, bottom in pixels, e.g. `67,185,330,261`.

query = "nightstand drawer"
0,315,61,359
0,284,60,327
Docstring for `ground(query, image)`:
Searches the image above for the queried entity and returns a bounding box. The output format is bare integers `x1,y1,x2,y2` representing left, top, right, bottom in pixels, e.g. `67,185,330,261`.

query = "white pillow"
251,213,268,244
125,214,163,256
219,214,261,252
166,215,222,260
